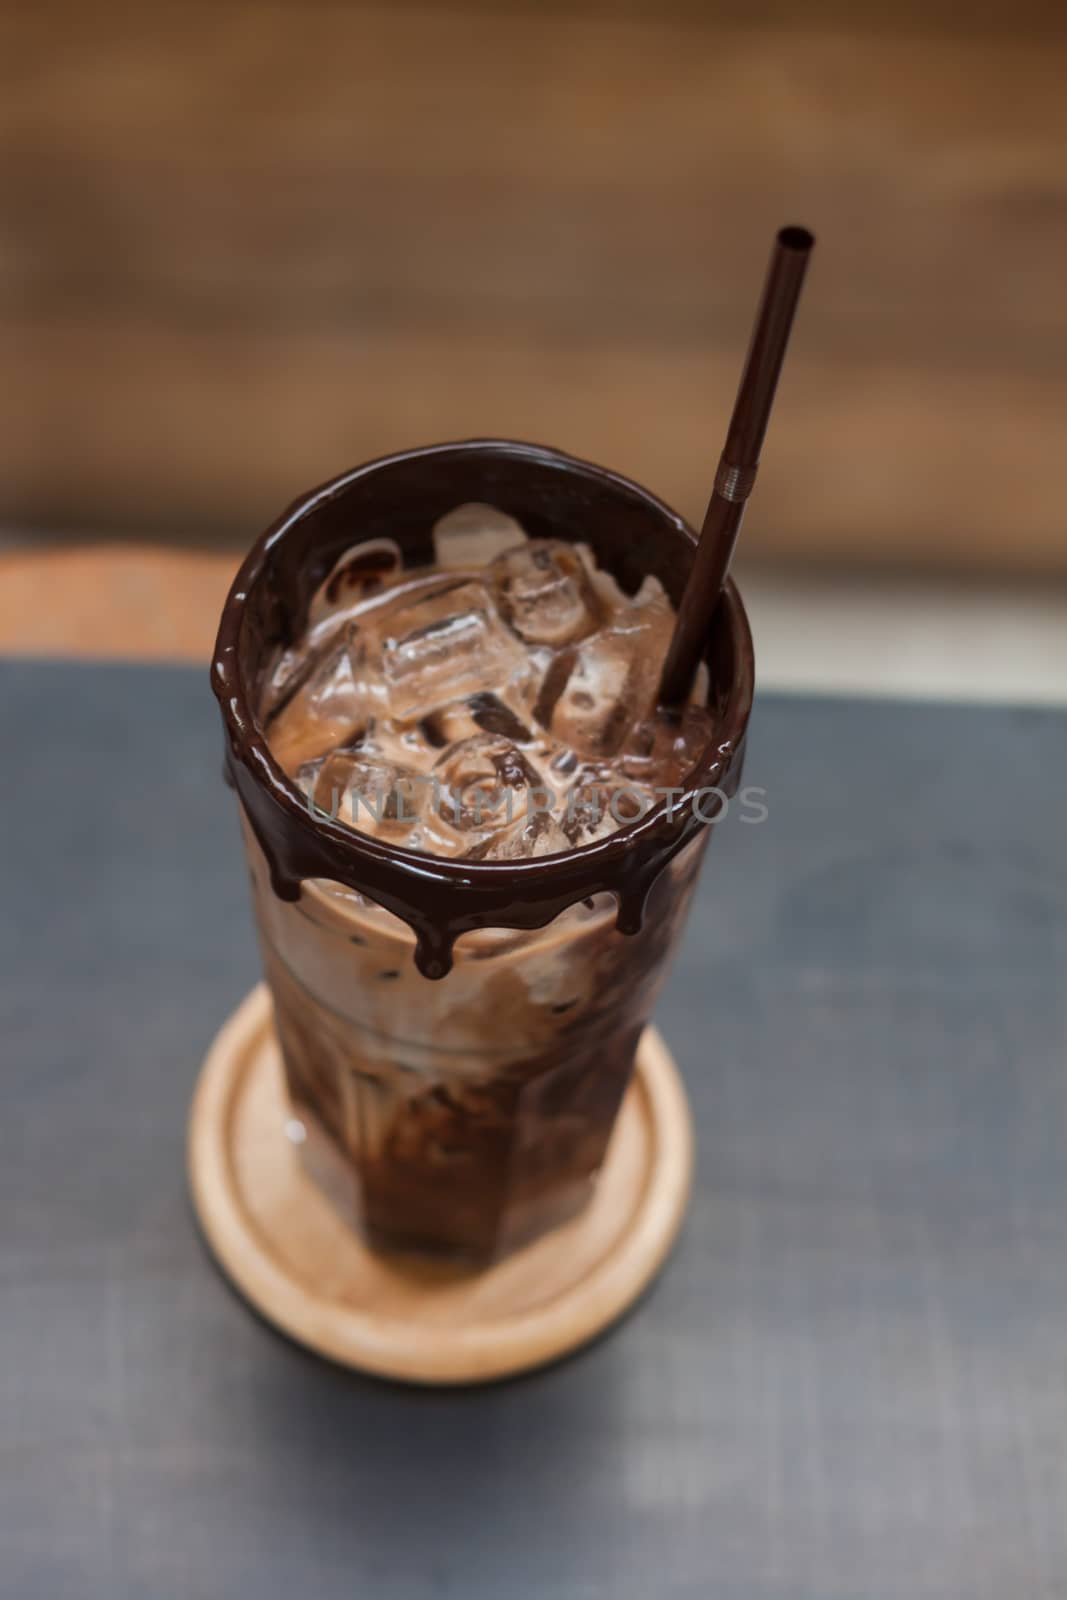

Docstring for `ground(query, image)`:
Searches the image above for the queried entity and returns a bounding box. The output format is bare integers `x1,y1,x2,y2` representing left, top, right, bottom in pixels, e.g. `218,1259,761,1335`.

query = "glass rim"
212,438,754,902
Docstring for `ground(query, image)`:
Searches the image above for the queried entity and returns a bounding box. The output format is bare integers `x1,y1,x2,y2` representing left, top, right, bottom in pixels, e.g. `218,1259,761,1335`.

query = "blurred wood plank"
4,5,1065,356
4,315,1063,572
2,2,1066,569
0,545,237,660
6,0,1066,32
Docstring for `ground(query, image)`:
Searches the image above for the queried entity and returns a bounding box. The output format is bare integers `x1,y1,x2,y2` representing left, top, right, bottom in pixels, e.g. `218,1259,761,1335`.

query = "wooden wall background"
2,0,1065,572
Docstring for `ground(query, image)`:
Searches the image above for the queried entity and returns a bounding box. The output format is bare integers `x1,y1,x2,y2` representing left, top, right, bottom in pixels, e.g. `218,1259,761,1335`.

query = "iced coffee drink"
214,442,753,1262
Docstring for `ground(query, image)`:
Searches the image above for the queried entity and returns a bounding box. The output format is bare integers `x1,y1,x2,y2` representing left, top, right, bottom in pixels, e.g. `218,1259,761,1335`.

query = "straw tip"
778,224,815,252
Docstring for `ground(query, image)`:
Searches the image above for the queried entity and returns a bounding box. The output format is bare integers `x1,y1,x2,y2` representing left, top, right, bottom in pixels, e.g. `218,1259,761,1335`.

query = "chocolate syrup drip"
212,440,754,979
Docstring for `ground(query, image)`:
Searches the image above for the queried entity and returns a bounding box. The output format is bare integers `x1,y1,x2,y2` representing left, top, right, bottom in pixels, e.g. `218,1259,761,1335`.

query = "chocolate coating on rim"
212,439,754,978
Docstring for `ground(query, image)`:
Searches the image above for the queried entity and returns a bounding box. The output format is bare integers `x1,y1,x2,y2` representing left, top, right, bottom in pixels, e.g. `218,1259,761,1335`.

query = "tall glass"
213,441,754,1264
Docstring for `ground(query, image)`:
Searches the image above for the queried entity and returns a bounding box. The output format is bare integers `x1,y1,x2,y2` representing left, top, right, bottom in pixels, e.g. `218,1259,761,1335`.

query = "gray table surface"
2,660,1066,1599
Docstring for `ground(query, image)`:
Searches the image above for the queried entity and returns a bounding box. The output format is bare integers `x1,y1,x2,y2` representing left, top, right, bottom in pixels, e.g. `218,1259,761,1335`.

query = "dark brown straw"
658,224,814,706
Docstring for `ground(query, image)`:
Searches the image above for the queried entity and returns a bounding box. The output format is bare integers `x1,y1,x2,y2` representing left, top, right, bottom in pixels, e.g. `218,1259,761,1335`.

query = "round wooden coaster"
188,985,693,1385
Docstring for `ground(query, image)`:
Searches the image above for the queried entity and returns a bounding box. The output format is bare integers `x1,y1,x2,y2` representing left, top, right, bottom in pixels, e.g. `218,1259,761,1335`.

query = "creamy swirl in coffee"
259,504,713,860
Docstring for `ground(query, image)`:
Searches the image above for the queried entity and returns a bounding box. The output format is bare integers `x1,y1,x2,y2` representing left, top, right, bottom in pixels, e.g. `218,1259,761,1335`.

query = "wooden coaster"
188,985,693,1385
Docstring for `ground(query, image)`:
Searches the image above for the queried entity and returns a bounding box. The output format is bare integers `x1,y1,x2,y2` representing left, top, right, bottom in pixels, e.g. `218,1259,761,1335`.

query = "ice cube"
617,703,716,788
418,690,535,750
489,540,602,647
432,733,546,835
432,503,528,570
536,632,638,758
307,539,403,630
260,541,403,722
265,623,379,774
560,764,651,846
375,578,529,722
298,745,427,842
260,643,305,723
573,542,633,615
465,810,571,861
538,584,673,758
